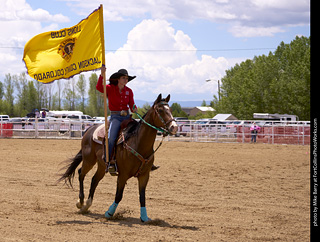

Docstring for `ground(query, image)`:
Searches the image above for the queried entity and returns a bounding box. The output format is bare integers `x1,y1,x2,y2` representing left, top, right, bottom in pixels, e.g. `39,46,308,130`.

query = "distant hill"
135,100,211,108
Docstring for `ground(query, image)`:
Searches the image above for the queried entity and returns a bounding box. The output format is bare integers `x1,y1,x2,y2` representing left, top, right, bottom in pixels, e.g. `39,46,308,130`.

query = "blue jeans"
251,134,257,143
108,114,130,159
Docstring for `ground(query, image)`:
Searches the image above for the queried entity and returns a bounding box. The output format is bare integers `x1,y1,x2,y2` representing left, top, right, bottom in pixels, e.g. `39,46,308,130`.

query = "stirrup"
108,162,118,176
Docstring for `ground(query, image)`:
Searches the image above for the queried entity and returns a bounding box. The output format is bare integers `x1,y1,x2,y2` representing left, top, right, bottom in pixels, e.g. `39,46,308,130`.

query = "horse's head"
152,94,178,135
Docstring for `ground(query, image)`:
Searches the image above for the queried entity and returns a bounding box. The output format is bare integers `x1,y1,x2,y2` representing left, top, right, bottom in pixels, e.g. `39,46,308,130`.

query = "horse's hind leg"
76,152,96,211
76,167,85,209
76,165,93,210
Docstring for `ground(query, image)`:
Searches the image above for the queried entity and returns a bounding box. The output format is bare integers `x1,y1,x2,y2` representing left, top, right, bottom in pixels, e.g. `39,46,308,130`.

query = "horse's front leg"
105,175,127,218
138,172,151,222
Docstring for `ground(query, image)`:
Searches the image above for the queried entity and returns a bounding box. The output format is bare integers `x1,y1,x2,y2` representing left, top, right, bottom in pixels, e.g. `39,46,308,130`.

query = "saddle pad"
92,118,138,145
92,124,105,144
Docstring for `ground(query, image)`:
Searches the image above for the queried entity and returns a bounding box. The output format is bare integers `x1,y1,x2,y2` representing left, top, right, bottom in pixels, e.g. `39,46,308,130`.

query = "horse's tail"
58,149,83,188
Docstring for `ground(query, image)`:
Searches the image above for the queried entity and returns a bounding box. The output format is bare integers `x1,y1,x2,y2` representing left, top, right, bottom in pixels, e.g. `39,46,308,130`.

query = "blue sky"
0,0,310,102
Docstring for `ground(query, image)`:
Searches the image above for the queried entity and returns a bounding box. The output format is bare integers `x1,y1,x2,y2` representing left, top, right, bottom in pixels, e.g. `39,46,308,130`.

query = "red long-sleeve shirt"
96,75,135,112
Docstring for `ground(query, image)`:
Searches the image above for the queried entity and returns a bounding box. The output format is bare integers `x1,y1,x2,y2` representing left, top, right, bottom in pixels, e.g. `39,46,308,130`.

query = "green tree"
133,103,151,119
214,36,310,120
3,74,15,116
63,78,78,110
0,81,3,113
0,81,3,100
170,102,187,117
86,73,104,117
34,81,44,110
76,74,86,112
272,36,310,120
44,82,54,110
27,81,38,112
14,73,29,116
55,80,63,110
51,93,59,110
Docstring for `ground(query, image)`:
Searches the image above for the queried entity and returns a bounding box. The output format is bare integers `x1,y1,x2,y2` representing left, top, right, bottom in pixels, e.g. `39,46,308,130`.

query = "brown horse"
59,94,178,222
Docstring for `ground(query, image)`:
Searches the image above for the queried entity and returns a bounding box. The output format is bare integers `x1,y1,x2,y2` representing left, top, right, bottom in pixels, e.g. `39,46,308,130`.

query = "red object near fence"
0,123,13,138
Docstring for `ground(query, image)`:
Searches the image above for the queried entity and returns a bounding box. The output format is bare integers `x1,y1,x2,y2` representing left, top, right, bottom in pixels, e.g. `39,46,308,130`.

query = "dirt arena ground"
0,139,310,241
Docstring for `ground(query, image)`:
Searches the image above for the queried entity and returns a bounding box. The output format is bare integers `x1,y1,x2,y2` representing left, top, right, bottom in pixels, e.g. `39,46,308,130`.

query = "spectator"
35,109,40,118
250,122,261,143
41,110,46,118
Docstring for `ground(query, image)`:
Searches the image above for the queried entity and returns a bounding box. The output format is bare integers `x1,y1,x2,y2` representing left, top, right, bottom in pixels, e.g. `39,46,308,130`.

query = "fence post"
35,117,38,138
302,125,305,145
217,124,219,142
242,123,244,143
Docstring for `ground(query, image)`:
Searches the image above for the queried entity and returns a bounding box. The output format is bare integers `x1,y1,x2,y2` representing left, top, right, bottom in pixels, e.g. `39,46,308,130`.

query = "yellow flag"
23,6,104,83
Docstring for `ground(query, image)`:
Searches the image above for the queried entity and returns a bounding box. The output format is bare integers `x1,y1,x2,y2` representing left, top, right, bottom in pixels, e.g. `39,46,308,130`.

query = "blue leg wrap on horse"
105,201,118,218
140,207,149,222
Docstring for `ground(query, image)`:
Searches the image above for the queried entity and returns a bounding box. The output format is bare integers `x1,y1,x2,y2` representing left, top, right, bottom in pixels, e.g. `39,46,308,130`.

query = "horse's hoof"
80,206,89,213
140,217,152,223
105,211,113,218
76,201,83,209
79,198,92,213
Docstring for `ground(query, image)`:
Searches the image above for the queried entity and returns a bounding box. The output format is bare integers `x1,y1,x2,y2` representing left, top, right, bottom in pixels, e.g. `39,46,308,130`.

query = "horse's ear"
155,94,162,104
165,94,170,103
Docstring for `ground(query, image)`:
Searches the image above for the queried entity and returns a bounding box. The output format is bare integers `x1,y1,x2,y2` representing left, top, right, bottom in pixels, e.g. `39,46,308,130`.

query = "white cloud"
65,0,310,37
251,0,309,10
0,0,69,77
0,0,69,22
16,8,69,23
229,25,286,38
105,19,197,71
104,19,236,100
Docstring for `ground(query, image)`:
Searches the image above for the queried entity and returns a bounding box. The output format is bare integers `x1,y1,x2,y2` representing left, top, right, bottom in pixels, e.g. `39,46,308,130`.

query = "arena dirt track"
0,139,310,241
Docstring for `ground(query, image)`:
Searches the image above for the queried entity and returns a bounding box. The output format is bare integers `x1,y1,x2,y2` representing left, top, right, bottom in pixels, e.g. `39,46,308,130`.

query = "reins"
134,101,175,136
135,112,169,136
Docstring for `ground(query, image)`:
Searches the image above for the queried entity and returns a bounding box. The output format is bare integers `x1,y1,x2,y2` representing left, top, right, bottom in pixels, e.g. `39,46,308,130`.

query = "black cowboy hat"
109,69,136,82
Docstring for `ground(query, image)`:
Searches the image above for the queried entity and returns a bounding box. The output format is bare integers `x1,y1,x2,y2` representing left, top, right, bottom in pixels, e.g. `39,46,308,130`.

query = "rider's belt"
110,110,129,116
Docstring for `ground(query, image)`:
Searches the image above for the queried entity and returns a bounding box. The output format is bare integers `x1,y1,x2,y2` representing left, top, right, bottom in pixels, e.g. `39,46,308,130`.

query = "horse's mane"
122,118,140,141
124,97,167,140
137,97,167,125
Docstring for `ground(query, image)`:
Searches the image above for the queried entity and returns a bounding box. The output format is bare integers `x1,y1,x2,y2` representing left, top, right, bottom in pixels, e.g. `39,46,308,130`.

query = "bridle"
153,101,176,135
135,101,176,136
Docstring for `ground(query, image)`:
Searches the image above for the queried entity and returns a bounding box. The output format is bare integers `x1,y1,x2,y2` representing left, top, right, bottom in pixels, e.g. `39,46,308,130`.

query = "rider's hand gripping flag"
23,6,104,83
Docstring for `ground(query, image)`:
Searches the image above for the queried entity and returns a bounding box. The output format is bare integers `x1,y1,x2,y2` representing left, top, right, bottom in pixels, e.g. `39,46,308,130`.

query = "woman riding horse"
96,66,158,174
59,93,178,222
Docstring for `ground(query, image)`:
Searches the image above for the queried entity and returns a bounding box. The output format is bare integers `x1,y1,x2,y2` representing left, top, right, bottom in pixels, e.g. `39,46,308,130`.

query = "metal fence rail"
1,119,310,145
166,120,310,145
0,119,95,139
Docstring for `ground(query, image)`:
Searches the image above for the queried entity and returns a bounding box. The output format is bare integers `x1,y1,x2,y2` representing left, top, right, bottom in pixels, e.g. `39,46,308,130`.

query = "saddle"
92,118,139,145
117,118,139,145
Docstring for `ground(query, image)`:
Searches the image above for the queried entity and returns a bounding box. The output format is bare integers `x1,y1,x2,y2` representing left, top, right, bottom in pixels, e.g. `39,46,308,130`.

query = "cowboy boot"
108,160,118,176
106,148,118,176
151,164,160,171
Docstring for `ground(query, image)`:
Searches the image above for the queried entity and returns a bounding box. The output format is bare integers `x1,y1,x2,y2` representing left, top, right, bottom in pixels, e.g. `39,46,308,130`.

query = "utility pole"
206,79,220,101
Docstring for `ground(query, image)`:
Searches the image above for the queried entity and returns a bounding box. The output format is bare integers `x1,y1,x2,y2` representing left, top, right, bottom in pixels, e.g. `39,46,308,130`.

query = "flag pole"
99,4,109,165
